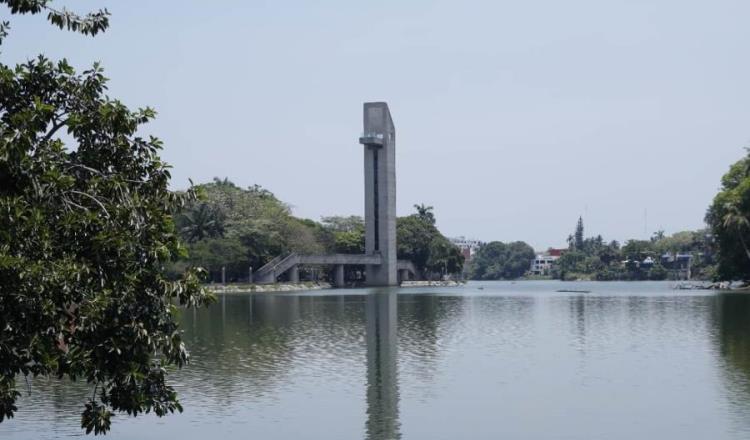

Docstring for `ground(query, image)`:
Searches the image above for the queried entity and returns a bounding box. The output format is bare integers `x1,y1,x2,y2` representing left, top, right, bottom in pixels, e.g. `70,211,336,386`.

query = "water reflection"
365,291,400,440
6,283,750,440
713,293,750,434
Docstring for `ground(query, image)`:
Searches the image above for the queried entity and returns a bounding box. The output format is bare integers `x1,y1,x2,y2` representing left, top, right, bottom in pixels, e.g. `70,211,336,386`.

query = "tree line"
169,179,464,283
467,216,718,282
554,219,714,281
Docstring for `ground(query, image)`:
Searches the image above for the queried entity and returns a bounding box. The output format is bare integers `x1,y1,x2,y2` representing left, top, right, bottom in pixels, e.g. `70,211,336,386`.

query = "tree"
0,3,212,435
397,215,437,272
721,203,750,261
177,202,225,243
707,150,750,280
0,0,109,45
621,240,655,261
413,203,435,226
470,241,535,280
397,206,462,277
427,236,464,276
597,241,621,266
184,238,248,282
321,215,364,233
556,249,587,279
173,181,334,281
574,217,585,251
321,216,365,254
0,57,213,434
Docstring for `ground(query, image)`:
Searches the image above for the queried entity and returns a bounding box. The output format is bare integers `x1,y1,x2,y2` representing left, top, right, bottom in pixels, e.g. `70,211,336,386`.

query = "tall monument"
359,102,398,286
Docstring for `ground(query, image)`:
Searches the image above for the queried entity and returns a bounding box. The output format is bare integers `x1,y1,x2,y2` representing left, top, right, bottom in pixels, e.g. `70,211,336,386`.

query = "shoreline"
205,279,748,294
208,282,333,293
207,279,466,293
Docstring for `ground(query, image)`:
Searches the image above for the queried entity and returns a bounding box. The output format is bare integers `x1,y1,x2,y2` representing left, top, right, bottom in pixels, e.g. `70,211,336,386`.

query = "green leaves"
471,241,534,280
81,400,112,435
46,6,109,36
0,1,110,42
397,208,464,277
707,151,750,280
0,377,20,422
0,57,212,434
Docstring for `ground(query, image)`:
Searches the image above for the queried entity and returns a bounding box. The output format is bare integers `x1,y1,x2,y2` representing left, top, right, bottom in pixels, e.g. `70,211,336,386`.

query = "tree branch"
43,117,68,142
69,190,110,218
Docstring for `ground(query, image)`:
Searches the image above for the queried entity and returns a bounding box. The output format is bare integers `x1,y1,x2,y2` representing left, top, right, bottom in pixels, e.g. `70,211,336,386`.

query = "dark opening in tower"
373,148,380,251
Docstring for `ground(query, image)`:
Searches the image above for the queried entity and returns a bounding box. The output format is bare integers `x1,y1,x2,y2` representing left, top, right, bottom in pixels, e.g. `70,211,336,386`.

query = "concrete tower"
359,102,398,286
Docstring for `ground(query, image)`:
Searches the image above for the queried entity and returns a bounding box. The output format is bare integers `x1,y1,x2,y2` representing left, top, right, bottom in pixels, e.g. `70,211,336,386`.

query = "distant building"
450,236,483,261
660,252,693,279
530,249,562,276
641,256,655,269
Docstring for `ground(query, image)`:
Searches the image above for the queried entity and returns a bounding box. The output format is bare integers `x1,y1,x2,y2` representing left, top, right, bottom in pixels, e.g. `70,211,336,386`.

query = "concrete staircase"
253,253,299,284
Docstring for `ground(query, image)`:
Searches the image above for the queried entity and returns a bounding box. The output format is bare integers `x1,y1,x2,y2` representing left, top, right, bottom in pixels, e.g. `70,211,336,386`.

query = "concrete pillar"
221,266,226,285
399,269,409,282
334,264,345,288
360,102,398,286
248,267,253,284
288,265,299,283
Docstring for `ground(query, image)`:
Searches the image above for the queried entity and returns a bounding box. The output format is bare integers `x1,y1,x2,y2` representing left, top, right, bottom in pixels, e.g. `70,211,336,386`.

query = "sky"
4,0,750,249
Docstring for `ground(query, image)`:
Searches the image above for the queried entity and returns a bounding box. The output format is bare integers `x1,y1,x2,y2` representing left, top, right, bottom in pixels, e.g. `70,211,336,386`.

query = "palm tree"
722,202,750,262
413,203,435,225
651,230,666,242
180,203,224,242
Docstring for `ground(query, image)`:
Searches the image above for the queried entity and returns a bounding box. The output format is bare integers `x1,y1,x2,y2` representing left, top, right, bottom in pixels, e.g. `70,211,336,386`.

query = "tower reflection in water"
365,290,401,440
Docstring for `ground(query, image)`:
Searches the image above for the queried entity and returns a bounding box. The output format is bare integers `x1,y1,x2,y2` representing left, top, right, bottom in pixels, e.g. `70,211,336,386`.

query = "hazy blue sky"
5,1,749,249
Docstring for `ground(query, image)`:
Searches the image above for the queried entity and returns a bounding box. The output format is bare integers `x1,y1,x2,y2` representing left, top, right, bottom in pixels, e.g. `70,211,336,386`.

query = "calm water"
3,281,750,439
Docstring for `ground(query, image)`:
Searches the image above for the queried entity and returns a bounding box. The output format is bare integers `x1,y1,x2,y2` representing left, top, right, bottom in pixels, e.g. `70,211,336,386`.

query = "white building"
529,254,560,276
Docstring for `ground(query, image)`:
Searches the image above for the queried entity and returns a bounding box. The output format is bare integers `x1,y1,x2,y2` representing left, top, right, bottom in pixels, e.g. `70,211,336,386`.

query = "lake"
2,281,750,439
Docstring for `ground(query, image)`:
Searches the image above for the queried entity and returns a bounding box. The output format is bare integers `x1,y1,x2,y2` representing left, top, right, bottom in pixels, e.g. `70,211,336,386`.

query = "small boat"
556,289,591,294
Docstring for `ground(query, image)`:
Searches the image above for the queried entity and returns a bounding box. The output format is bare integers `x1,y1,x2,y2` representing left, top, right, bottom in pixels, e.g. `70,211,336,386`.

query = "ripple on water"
4,283,750,440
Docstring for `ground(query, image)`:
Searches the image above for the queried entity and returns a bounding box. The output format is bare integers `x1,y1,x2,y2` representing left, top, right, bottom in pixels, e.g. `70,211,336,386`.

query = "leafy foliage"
173,192,464,282
470,241,535,280
413,203,435,226
554,217,714,281
574,216,584,250
1,0,109,40
397,208,463,278
172,180,332,281
0,57,213,433
322,216,365,254
706,150,750,280
179,202,225,243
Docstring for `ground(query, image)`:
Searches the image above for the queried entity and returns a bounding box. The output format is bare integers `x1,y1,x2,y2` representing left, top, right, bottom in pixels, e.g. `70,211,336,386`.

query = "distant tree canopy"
470,241,535,280
171,180,332,281
707,150,750,280
397,208,463,277
320,215,365,254
171,186,463,282
554,217,714,281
